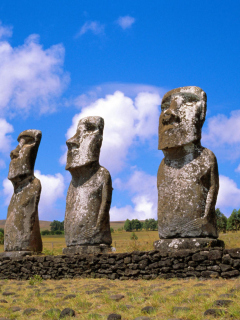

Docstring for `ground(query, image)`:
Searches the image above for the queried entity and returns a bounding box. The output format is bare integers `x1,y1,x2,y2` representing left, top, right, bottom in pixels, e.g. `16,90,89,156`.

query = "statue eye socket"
86,124,96,131
184,96,198,103
161,103,169,110
19,136,35,146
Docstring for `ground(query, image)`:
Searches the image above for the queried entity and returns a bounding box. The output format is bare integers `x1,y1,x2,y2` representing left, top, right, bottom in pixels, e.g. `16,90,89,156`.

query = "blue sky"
0,1,240,221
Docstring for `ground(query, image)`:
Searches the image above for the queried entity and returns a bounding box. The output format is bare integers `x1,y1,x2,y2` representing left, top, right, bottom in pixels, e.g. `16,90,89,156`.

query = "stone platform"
62,244,112,255
154,238,225,252
0,251,37,258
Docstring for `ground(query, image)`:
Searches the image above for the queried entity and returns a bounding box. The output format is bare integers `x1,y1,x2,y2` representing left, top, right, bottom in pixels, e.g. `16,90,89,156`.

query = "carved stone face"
8,130,42,182
158,86,206,150
66,116,104,171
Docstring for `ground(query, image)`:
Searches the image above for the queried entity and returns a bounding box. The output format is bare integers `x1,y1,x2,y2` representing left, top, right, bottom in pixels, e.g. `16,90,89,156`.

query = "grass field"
39,230,240,254
0,277,240,319
0,229,240,254
0,227,240,319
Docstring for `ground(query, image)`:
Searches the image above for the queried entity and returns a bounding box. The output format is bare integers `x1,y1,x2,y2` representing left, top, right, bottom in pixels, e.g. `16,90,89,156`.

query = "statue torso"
157,147,218,238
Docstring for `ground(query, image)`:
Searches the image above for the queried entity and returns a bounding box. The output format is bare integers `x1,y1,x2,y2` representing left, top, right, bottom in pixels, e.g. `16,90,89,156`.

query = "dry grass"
0,230,240,318
0,230,239,255
0,277,240,319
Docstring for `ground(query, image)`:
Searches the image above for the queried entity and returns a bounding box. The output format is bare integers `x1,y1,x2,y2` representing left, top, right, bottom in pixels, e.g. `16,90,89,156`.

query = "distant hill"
0,220,51,231
0,220,126,231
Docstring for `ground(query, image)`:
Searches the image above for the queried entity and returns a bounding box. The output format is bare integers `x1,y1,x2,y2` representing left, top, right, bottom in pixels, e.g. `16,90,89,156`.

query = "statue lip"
10,154,18,160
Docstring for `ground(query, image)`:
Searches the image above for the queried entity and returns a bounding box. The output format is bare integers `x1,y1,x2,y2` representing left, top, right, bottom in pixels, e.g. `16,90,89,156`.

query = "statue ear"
200,91,207,126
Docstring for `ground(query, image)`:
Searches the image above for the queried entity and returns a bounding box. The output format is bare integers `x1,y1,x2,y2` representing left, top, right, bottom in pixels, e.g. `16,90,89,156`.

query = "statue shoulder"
201,147,217,163
98,166,112,184
32,176,42,191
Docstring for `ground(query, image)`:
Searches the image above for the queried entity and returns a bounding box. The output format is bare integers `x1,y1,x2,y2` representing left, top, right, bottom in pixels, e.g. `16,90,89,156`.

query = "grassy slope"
0,220,125,231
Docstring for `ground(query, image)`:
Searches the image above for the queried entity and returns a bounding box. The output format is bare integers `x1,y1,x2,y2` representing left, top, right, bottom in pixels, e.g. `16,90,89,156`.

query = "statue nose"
10,146,20,160
66,136,79,150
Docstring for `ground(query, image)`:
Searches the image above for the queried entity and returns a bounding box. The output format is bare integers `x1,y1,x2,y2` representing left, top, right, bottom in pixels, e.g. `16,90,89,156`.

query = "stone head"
8,129,42,182
158,86,207,150
66,116,104,171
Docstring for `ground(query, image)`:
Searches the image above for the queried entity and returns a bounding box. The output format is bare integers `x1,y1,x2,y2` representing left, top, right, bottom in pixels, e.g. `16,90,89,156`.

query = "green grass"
0,277,239,319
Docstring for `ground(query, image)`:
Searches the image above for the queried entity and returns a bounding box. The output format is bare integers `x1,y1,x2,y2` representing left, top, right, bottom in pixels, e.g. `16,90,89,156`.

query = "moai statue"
154,86,224,251
4,130,42,256
63,116,112,254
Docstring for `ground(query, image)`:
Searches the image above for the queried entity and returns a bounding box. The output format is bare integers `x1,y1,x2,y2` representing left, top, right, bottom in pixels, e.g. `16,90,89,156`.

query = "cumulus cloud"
216,175,240,215
0,118,13,153
2,170,65,220
111,169,157,221
2,178,12,205
203,110,240,146
0,22,12,39
116,16,135,30
77,21,105,36
62,90,161,174
0,23,69,116
73,82,165,109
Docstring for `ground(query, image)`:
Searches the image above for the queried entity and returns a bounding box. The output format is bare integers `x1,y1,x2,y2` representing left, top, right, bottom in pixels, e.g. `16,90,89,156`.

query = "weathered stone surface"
221,270,240,278
157,87,219,239
154,238,224,251
213,300,233,307
0,247,240,280
141,306,156,314
59,308,75,318
23,308,38,315
4,130,42,253
208,250,222,260
0,251,35,258
107,314,121,320
109,294,125,301
204,309,227,316
63,116,112,253
63,244,111,254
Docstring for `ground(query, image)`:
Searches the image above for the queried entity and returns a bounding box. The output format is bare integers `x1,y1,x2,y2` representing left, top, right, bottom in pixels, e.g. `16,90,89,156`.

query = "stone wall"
1,248,240,280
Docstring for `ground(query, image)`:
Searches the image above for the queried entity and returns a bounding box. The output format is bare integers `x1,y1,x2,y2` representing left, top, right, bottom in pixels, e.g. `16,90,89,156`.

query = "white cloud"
117,16,135,30
0,118,13,153
73,82,165,109
3,178,12,205
203,110,240,146
110,169,157,221
2,170,65,220
77,21,105,36
0,24,69,116
64,90,161,173
216,175,240,215
0,22,12,39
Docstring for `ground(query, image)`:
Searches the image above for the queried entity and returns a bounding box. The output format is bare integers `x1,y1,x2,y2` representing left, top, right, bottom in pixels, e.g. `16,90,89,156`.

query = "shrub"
41,229,51,235
0,232,4,245
216,208,227,233
54,230,63,235
227,209,240,231
29,274,43,285
50,220,64,232
130,232,138,240
124,219,132,232
110,227,114,233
